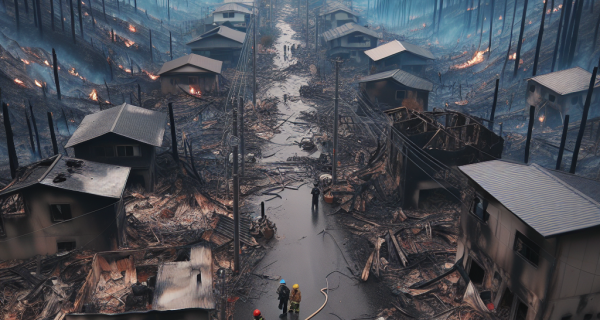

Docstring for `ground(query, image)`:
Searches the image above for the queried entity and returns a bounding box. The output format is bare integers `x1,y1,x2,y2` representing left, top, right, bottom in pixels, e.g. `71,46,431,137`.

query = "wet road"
234,5,378,320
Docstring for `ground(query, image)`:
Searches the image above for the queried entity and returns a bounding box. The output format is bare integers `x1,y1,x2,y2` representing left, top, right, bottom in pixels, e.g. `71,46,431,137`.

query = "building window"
116,145,141,157
348,36,364,43
514,300,529,320
470,194,489,222
571,96,579,105
468,258,486,285
395,90,406,100
529,85,535,92
189,76,199,85
222,12,234,18
50,204,72,222
514,231,540,267
57,241,76,252
549,94,556,102
92,146,115,157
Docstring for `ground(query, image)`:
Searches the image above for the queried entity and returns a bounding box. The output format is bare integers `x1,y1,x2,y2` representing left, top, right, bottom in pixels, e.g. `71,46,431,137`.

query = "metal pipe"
524,105,535,163
556,115,569,170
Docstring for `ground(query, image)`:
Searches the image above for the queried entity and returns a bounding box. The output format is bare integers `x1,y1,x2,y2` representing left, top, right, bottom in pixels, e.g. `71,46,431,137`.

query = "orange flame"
35,80,42,87
509,53,517,60
190,88,202,96
44,60,50,66
129,25,136,32
14,79,25,85
21,59,30,65
69,67,80,77
451,48,490,70
499,15,502,20
89,89,98,101
539,115,546,122
124,39,135,47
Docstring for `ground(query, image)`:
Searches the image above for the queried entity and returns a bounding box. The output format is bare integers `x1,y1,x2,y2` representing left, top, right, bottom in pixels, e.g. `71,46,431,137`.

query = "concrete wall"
0,185,122,260
160,73,219,95
361,79,429,111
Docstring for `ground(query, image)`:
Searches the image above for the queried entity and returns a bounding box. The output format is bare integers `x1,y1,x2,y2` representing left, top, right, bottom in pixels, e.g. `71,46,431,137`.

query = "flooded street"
235,4,380,320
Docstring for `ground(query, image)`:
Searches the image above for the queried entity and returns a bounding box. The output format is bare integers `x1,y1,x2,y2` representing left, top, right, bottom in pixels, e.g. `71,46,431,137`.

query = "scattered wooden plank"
374,238,384,277
389,229,409,267
351,213,381,227
96,255,111,272
109,260,122,281
361,250,375,282
127,255,137,285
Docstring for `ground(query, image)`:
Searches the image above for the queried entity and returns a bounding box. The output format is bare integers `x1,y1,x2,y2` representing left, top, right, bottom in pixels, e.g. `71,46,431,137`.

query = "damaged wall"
361,79,429,111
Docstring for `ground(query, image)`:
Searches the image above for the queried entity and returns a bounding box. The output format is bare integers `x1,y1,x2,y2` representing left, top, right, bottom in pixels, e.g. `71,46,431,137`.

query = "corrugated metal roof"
0,155,130,199
528,67,600,95
65,103,167,148
358,69,433,91
319,2,359,17
213,3,253,14
458,161,600,237
322,23,382,42
159,54,223,75
187,25,246,45
365,40,435,61
214,215,257,246
153,246,216,311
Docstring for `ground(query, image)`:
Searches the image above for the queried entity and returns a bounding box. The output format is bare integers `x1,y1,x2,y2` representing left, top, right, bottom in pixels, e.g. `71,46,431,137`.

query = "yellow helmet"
293,284,299,289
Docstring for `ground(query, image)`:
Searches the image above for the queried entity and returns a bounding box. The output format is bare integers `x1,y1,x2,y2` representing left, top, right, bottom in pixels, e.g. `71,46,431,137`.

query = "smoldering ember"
0,0,600,319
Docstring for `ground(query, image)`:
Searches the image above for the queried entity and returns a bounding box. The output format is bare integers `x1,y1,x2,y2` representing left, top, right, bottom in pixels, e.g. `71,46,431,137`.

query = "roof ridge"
110,103,127,133
38,154,62,182
531,163,600,209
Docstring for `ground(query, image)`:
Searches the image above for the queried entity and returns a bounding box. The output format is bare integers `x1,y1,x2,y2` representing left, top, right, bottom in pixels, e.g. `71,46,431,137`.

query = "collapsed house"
210,3,254,32
318,1,360,30
158,54,223,95
65,103,166,192
321,22,381,63
186,25,246,66
526,67,600,126
457,160,600,319
365,40,435,75
0,155,129,260
359,69,433,111
384,107,503,209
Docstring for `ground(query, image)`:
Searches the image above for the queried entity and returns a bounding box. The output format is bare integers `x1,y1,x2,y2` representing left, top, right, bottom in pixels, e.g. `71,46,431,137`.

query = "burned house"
365,40,435,75
65,103,166,192
526,67,600,125
457,160,600,320
321,23,381,63
318,2,359,30
211,3,254,32
186,25,246,66
384,107,503,209
159,54,223,95
0,155,129,260
359,69,433,111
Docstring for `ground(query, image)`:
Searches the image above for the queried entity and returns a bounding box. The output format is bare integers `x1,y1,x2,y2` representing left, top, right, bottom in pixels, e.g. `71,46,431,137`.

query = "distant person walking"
289,284,301,314
276,279,290,316
311,183,320,210
283,94,287,104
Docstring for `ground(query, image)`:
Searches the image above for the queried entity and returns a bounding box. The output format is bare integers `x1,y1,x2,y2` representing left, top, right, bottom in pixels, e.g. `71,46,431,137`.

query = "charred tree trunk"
168,103,178,162
61,108,70,135
3,103,18,178
108,59,113,80
24,0,29,14
532,0,548,76
89,0,95,27
102,0,105,21
47,112,59,155
524,105,535,163
169,31,173,60
59,0,64,31
50,0,55,31
36,0,42,37
33,0,38,27
475,0,481,34
70,0,76,43
556,115,569,170
593,11,600,50
513,0,528,77
559,0,573,69
433,0,437,31
551,0,567,72
134,0,136,11
52,49,61,100
468,0,473,29
167,0,170,20
488,0,495,54
104,80,111,104
25,110,35,153
570,66,598,173
77,0,83,38
566,0,584,67
501,0,508,32
29,101,41,158
116,0,119,12
437,0,444,33
14,0,20,33
489,79,499,130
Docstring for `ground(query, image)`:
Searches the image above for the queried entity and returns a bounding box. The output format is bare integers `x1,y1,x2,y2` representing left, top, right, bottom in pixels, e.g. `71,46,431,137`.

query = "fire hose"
304,278,328,320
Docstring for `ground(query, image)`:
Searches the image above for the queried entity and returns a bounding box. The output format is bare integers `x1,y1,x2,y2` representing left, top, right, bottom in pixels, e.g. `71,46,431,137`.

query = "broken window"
396,90,406,100
57,241,76,252
468,258,486,285
549,94,556,102
470,194,489,222
514,300,528,320
50,204,72,222
116,145,141,157
529,85,535,92
514,231,540,266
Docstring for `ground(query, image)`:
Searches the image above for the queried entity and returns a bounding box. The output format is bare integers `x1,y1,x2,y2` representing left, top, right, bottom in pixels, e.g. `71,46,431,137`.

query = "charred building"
365,40,435,75
458,160,600,320
318,2,359,30
359,69,433,111
159,54,223,95
526,67,600,126
186,25,246,66
210,3,254,32
65,103,166,192
0,155,129,260
321,23,381,63
384,107,503,209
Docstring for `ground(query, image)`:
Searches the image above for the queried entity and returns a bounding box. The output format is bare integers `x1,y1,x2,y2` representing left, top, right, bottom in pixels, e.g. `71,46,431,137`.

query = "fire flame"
119,65,132,73
190,88,202,96
14,79,25,85
129,25,136,32
509,53,517,60
539,115,545,122
499,15,502,20
35,80,42,87
69,67,80,77
89,89,98,101
451,48,490,70
124,39,135,47
44,60,50,66
21,59,30,65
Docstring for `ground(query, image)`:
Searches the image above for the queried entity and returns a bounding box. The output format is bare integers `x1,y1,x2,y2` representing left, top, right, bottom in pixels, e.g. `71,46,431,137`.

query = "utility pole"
524,106,535,163
488,79,499,130
232,108,240,273
332,60,340,184
240,98,245,177
253,11,257,107
556,115,569,170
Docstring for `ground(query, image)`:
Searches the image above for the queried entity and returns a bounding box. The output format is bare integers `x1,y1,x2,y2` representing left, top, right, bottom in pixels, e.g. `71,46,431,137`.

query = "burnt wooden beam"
3,103,19,178
570,66,598,174
29,101,42,158
556,115,569,170
488,79,499,130
52,48,61,100
524,105,535,163
514,0,528,77
50,0,55,31
532,0,548,76
47,112,59,155
25,110,35,153
77,0,83,38
59,0,64,31
13,0,20,33
70,0,76,43
168,102,178,161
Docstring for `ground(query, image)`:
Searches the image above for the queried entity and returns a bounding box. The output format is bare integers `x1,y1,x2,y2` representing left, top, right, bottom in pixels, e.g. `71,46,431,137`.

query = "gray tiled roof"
213,3,253,14
319,2,360,17
0,155,130,199
358,69,433,91
322,22,382,42
158,54,223,75
528,67,600,95
187,25,246,45
459,160,600,237
65,103,167,148
365,40,435,61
